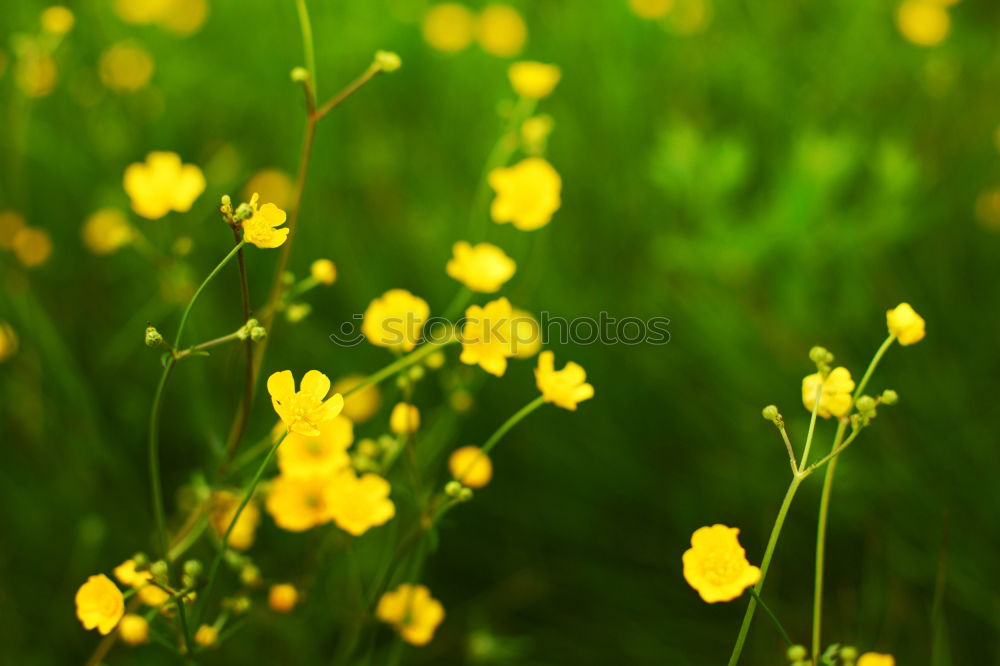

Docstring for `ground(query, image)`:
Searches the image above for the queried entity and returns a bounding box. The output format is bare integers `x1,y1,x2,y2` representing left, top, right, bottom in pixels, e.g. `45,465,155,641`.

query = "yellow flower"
123,151,205,220
242,194,289,249
475,4,526,57
802,367,855,419
510,309,542,358
521,115,554,154
12,227,52,267
377,584,445,645
112,559,142,587
99,42,155,93
449,446,492,489
310,259,337,285
460,297,516,377
75,574,124,634
134,571,170,606
682,524,761,603
390,402,421,436
267,369,345,437
0,322,18,363
422,3,475,53
269,584,298,612
194,624,218,647
489,157,562,231
15,49,57,98
896,0,950,47
508,62,561,99
886,302,925,346
332,375,382,423
277,416,353,479
41,6,75,35
858,654,895,666
325,469,396,536
664,0,713,34
113,0,173,25
265,475,332,532
82,209,133,255
160,0,208,36
629,0,674,19
446,241,516,293
362,289,430,352
535,351,594,410
243,169,295,210
118,614,149,645
0,211,26,249
209,490,261,551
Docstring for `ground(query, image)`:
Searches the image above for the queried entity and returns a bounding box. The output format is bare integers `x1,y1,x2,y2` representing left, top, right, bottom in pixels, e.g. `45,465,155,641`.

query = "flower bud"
290,66,309,82
149,559,168,583
787,645,808,662
808,345,832,364
762,405,780,422
374,50,401,72
408,365,425,382
234,202,253,220
145,326,163,347
183,559,203,578
132,552,149,567
444,480,463,497
357,438,379,458
839,646,858,661
240,564,261,587
880,389,898,405
250,326,267,342
855,395,876,414
458,487,474,502
230,596,251,614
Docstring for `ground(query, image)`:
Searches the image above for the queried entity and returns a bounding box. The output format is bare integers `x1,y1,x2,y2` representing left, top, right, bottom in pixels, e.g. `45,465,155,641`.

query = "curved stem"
748,588,793,647
481,395,545,456
172,241,246,351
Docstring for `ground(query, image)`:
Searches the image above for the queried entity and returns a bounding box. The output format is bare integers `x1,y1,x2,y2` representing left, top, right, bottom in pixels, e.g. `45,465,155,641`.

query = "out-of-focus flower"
682,524,761,603
194,624,217,647
521,115,554,154
112,559,142,587
113,0,173,25
489,157,562,231
332,375,382,423
310,259,337,285
160,0,208,36
277,416,353,479
362,289,430,352
209,490,261,551
422,3,475,53
663,0,713,34
802,367,855,419
241,194,289,249
629,0,674,19
389,402,420,435
123,151,205,219
325,469,396,536
82,209,133,255
134,570,170,606
510,309,542,358
476,5,526,57
974,186,1000,230
449,446,492,488
535,350,594,410
266,475,332,532
267,370,345,437
0,211,26,249
99,42,155,92
374,50,402,72
0,322,18,363
75,574,124,634
243,169,294,210
12,227,52,267
118,614,149,645
41,6,75,35
446,241,516,293
376,584,445,645
269,584,298,612
857,654,895,666
896,0,950,47
508,62,561,99
15,49,56,98
460,297,515,376
886,302,925,345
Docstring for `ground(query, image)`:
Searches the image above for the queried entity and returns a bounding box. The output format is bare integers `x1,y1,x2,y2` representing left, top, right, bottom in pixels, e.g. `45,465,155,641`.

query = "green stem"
344,342,454,399
480,395,545,457
175,595,193,657
172,241,246,351
799,382,823,468
442,286,473,322
294,0,317,99
148,359,175,557
748,588,793,647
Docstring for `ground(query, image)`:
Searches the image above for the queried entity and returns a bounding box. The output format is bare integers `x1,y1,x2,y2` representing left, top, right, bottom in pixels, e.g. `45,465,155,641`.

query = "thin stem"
148,358,175,558
442,286,473,322
314,65,381,120
344,342,454,399
777,423,798,474
805,427,862,474
172,241,246,351
175,595,193,656
294,0,317,100
799,382,823,468
748,588,793,647
228,231,254,460
481,395,545,457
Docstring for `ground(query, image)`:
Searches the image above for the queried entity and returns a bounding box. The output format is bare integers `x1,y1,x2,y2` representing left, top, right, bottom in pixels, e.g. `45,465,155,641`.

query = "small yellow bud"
285,303,312,323
290,66,309,82
458,487,474,502
194,624,218,647
357,438,380,458
268,584,298,613
250,326,267,342
425,350,446,370
240,564,261,587
118,614,149,645
230,596,251,614
808,345,833,365
374,50,402,73
310,259,337,285
839,646,858,661
389,403,420,435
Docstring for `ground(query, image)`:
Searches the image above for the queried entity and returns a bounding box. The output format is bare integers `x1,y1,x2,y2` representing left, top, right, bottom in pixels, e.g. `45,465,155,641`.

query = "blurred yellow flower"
510,309,542,358
0,211,26,249
422,3,475,53
449,446,492,488
858,654,895,666
508,61,561,99
460,297,516,376
389,402,421,435
362,289,430,352
267,369,345,437
266,475,332,532
118,614,149,645
310,258,337,285
114,0,174,25
446,241,516,293
489,157,562,231
134,570,170,606
112,559,142,587
123,151,205,220
0,322,18,363
664,0,713,34
974,186,1000,230
160,0,208,36
278,416,353,479
521,114,554,154
629,0,674,19
194,624,217,647
682,524,761,603
376,584,445,646
333,375,382,423
75,574,124,634
99,42,155,92
242,194,289,249
886,302,925,345
896,0,950,47
802,367,855,419
15,50,56,98
476,5,527,57
13,227,52,267
41,6,75,35
325,469,396,536
82,209,133,255
535,350,594,410
210,490,261,551
243,168,294,210
269,584,298,613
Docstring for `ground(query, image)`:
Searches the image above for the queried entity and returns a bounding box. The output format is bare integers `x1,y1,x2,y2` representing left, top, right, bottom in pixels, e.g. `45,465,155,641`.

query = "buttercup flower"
118,614,149,645
277,416,353,479
310,258,337,285
99,42,154,93
682,524,761,603
802,367,855,419
886,302,925,346
460,297,516,377
332,375,382,423
535,351,594,410
510,309,542,358
112,559,142,587
508,61,561,99
123,151,205,220
0,211,26,249
0,322,18,363
265,475,333,532
489,157,562,231
629,0,673,19
82,208,133,255
389,403,420,436
269,584,298,612
858,653,895,666
12,226,52,267
362,289,430,352
325,469,396,536
134,571,170,606
422,3,475,53
242,193,289,249
475,4,526,57
75,574,124,634
376,584,445,646
449,446,492,489
896,0,949,47
244,168,295,209
210,490,261,551
195,624,218,647
267,370,345,437
446,241,516,293
41,6,75,35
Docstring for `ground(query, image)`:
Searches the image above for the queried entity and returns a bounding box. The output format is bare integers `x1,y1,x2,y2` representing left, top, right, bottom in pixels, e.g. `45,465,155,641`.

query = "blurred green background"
2,0,999,663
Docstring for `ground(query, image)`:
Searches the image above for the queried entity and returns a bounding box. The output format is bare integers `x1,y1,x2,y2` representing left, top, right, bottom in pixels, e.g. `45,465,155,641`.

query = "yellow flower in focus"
858,654,895,666
310,259,337,285
460,297,516,377
268,370,345,437
682,524,761,603
241,194,289,249
278,416,353,479
521,114,554,154
209,490,261,551
629,0,674,19
269,584,298,612
390,402,420,435
194,624,218,647
118,614,149,645
802,367,855,419
0,211,26,249
446,241,516,293
99,42,155,92
896,0,950,47
75,574,124,634
422,3,475,53
489,157,562,231
332,375,382,423
160,0,208,36
82,209,133,255
325,469,396,536
362,289,430,352
15,50,57,98
510,309,542,358
243,169,295,210
886,302,925,346
508,62,561,99
448,446,492,488
123,151,205,220
0,322,18,363
476,5,527,57
13,227,52,267
376,584,445,646
535,350,594,410
265,475,332,532
41,6,75,35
